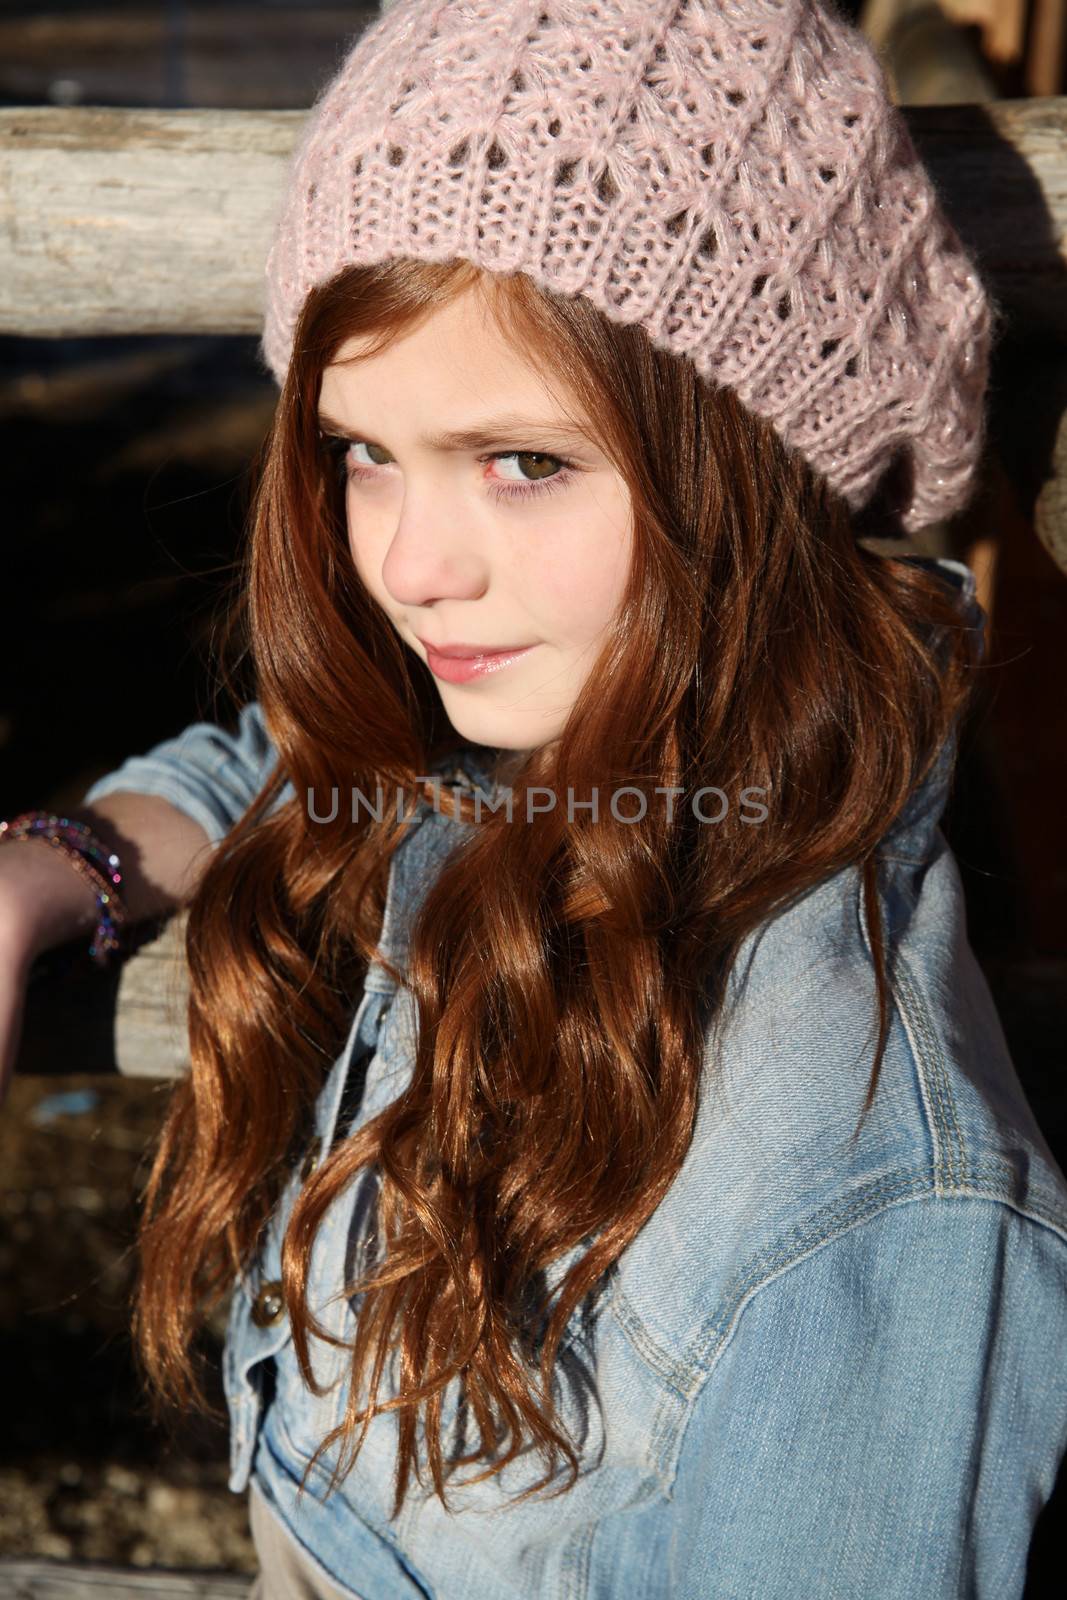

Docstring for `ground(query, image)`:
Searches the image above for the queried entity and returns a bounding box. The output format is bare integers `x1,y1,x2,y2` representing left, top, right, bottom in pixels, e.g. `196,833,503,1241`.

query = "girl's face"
317,284,633,754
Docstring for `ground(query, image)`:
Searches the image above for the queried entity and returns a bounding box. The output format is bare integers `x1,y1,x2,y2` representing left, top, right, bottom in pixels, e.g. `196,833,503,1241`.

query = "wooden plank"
1033,358,1067,571
0,1559,250,1598
860,0,999,103
1,99,1067,340
0,108,297,338
904,97,1067,340
1027,0,1067,97
936,0,1029,62
113,911,191,1080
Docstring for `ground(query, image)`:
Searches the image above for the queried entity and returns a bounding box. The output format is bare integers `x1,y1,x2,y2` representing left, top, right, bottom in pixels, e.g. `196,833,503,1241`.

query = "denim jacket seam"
853,866,965,1191
247,1477,378,1600
939,1165,1067,1239
695,1176,1067,1376
891,948,966,1191
649,1183,1067,1495
611,1168,927,1414
560,1518,598,1600
256,1418,435,1598
611,957,970,1414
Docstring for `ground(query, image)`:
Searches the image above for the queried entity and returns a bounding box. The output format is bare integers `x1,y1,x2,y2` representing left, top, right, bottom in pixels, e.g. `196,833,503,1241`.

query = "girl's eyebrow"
316,410,595,453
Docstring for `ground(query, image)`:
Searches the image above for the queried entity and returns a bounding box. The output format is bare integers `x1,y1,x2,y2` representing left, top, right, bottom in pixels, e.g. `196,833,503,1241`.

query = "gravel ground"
0,1072,257,1574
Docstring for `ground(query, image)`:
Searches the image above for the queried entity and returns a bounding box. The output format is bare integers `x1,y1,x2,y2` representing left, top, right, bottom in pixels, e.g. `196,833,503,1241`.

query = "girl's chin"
439,703,562,755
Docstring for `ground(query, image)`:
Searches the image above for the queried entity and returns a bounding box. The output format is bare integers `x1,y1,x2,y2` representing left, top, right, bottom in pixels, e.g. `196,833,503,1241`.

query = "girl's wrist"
0,832,101,967
0,913,38,985
1,813,127,967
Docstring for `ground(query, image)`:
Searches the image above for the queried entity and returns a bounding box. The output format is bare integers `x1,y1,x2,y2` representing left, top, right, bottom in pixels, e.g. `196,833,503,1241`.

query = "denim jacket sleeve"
666,1194,1067,1600
81,700,282,845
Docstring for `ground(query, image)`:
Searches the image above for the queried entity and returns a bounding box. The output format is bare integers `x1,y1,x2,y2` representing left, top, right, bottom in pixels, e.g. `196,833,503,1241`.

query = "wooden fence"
0,1559,250,1598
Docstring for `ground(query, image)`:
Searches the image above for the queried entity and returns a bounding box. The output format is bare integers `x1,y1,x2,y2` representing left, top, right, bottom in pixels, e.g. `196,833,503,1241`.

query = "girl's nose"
379,489,489,608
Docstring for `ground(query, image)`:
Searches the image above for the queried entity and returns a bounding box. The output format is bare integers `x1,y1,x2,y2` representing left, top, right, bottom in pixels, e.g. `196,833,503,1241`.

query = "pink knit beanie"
262,0,996,535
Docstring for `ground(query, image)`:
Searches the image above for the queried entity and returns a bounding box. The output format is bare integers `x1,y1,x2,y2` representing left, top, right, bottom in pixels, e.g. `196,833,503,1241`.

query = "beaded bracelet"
0,810,129,967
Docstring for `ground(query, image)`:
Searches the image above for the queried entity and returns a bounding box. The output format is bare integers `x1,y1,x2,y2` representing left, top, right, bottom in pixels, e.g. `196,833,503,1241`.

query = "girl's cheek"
516,500,632,637
347,524,391,606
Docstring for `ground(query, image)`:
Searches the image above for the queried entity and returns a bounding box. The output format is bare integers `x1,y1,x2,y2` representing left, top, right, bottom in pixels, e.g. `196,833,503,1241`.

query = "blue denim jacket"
85,557,1067,1599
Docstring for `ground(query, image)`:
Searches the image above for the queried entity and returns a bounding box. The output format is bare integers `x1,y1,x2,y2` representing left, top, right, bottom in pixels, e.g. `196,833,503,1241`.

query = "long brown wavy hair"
133,257,983,1518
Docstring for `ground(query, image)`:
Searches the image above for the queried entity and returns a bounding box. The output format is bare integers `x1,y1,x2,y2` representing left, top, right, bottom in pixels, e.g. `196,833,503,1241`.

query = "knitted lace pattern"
261,0,996,534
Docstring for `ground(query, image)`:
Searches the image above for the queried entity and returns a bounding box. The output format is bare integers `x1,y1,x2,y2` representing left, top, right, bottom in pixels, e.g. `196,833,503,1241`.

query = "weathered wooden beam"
873,96,1067,344
0,108,296,340
0,1559,250,1598
861,0,999,105
113,911,191,1080
1038,399,1067,570
1,100,1067,341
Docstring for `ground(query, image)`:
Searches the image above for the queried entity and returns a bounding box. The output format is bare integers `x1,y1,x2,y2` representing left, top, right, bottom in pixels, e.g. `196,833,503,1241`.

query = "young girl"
3,1,1066,1595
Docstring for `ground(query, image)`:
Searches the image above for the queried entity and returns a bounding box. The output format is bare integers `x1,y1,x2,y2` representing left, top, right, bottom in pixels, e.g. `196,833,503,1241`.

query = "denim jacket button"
251,1281,286,1327
300,1136,323,1183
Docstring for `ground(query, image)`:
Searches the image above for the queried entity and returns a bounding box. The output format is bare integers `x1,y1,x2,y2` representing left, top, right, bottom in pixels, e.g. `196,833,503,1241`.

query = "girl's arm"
78,699,281,850
0,793,213,958
3,698,280,950
663,1196,1067,1599
0,701,280,1093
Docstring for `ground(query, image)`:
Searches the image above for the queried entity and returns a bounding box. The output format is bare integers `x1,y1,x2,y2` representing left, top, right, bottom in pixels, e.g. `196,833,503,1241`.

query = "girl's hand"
0,793,213,1103
0,933,31,1107
0,838,99,1104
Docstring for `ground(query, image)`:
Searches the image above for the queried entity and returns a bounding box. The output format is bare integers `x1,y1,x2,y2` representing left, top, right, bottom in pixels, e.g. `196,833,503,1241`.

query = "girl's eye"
347,438,391,467
323,432,579,499
482,450,577,501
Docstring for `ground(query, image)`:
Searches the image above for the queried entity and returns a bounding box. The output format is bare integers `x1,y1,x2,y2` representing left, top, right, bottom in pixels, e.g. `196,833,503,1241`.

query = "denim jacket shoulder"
83,696,287,843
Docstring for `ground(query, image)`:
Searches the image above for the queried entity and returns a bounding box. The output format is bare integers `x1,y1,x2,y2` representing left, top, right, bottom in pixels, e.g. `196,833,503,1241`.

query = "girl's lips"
421,643,537,684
